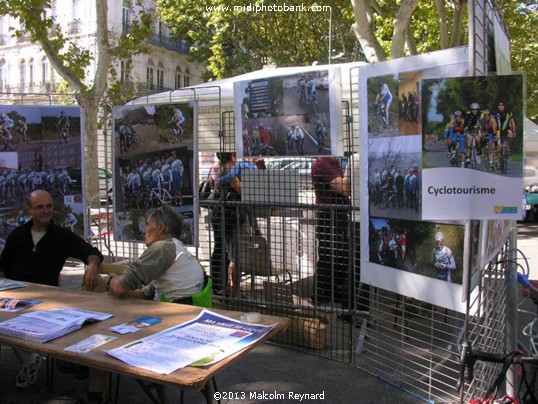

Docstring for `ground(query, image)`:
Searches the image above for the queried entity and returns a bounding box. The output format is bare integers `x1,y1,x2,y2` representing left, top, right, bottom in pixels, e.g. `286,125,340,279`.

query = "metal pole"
328,7,332,65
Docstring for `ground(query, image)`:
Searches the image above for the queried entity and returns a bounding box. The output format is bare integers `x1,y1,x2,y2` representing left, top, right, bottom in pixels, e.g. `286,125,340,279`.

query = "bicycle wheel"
370,116,382,136
379,192,389,209
470,144,477,170
500,148,507,174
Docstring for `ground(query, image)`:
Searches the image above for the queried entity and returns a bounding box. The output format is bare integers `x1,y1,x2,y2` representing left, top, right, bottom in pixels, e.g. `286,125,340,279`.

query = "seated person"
86,206,205,404
0,189,102,389
107,205,205,302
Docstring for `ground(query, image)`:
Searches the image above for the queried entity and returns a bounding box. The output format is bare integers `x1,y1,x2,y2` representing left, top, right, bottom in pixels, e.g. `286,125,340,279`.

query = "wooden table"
0,283,289,397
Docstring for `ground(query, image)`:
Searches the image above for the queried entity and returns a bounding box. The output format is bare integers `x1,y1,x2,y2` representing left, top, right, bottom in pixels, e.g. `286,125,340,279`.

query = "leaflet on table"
0,307,113,343
0,278,26,291
106,309,277,375
108,316,162,334
0,297,42,312
65,334,117,353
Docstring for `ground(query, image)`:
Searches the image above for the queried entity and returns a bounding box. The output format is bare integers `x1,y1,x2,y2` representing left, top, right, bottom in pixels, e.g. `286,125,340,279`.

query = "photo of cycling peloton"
0,105,84,243
235,69,342,157
422,75,524,176
368,135,422,220
112,103,196,244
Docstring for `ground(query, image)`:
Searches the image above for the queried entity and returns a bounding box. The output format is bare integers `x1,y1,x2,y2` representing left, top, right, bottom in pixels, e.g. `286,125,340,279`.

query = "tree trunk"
450,0,466,47
390,0,421,59
434,0,450,49
406,29,417,55
350,0,387,62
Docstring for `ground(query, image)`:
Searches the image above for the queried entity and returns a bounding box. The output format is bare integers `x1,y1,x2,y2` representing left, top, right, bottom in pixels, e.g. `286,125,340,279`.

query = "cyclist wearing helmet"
431,232,456,282
479,109,498,168
465,102,483,164
495,101,516,154
375,80,392,127
443,114,456,158
452,111,466,167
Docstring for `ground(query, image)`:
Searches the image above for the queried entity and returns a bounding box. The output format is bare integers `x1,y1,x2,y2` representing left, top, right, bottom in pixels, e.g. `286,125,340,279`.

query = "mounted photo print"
0,105,84,243
112,102,197,245
234,68,343,157
358,48,474,312
421,74,524,220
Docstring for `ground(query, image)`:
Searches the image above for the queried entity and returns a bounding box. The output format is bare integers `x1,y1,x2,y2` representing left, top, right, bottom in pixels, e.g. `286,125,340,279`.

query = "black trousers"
315,209,350,306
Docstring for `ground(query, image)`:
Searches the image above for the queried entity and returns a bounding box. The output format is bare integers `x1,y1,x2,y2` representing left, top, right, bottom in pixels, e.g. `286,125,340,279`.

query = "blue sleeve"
219,162,243,185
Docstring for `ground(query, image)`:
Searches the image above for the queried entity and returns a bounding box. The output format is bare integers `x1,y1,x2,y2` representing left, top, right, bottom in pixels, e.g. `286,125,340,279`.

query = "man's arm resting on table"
81,255,103,291
107,276,150,300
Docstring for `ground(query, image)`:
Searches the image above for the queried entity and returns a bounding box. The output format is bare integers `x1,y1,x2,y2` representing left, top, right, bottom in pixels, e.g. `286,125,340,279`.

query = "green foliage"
497,1,538,121
158,0,355,79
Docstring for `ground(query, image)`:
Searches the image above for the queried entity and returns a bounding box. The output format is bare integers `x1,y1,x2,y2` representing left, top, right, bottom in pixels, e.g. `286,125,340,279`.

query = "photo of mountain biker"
375,81,392,126
0,112,14,138
478,109,498,167
465,103,482,164
58,111,69,142
306,75,316,105
16,117,29,142
169,106,186,138
495,101,516,153
297,74,306,106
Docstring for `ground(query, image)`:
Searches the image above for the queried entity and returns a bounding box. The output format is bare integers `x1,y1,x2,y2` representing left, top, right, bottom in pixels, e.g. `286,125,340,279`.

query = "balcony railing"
148,33,189,54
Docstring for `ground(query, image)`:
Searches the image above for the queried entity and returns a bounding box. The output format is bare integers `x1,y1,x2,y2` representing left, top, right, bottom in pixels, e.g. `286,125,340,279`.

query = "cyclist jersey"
453,119,465,134
480,117,496,134
379,83,392,101
431,245,455,282
172,109,185,125
1,114,14,128
466,111,481,133
496,111,514,136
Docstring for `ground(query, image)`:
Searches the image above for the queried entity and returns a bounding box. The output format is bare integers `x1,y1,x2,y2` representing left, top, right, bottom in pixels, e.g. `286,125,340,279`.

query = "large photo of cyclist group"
112,103,196,244
422,75,524,175
234,69,343,158
0,105,83,246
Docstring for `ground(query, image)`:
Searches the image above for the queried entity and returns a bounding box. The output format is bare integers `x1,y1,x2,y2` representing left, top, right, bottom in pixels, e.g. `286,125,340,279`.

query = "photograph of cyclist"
367,74,398,137
58,110,70,143
169,106,186,139
495,100,517,157
421,75,523,176
431,231,456,283
368,135,422,221
375,80,392,127
0,106,83,244
235,70,337,157
368,218,464,284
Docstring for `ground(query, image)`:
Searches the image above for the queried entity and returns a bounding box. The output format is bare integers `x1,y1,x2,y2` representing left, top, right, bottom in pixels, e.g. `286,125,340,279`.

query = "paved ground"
0,222,536,404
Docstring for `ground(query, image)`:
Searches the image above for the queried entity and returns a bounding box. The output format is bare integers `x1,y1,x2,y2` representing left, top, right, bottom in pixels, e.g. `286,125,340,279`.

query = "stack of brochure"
0,307,112,343
0,297,41,312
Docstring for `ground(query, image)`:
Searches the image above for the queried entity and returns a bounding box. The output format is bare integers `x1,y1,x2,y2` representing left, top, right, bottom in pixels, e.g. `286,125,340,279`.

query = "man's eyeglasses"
29,203,53,211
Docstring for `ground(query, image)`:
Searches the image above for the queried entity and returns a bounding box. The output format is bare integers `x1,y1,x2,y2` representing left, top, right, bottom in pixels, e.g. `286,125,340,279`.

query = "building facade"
0,0,205,96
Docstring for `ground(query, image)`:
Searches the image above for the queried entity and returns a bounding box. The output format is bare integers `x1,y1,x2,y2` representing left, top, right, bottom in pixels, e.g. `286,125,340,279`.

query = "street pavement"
0,222,536,404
